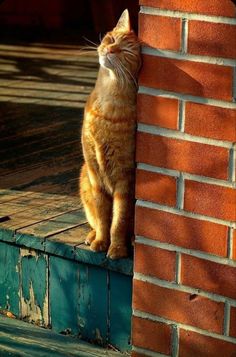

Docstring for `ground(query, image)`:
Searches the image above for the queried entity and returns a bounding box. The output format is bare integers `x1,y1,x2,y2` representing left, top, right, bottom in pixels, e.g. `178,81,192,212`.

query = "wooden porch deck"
0,40,98,195
0,40,133,353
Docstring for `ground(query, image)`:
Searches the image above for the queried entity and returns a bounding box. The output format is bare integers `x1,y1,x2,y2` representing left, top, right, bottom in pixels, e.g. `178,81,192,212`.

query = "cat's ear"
114,9,131,32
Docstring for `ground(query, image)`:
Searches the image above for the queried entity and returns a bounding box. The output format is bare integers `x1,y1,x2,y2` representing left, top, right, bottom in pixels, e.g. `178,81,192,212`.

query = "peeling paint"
95,328,103,345
20,248,49,327
20,248,38,258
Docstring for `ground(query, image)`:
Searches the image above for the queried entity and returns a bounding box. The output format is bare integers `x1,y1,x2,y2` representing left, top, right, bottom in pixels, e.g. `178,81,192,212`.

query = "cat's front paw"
85,230,96,245
107,244,128,260
90,239,109,252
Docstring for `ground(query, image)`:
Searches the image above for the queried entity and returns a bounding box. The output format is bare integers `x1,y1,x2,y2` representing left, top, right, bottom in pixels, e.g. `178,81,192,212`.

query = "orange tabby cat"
80,9,141,259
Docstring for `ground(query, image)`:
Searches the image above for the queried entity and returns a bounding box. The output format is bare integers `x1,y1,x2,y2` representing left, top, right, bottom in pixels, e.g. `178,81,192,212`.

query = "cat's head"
97,9,141,85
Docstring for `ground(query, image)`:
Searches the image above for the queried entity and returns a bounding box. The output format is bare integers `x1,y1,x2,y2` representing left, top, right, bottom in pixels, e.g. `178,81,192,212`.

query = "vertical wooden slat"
50,255,79,334
0,242,20,316
109,271,132,351
50,256,109,344
78,265,108,344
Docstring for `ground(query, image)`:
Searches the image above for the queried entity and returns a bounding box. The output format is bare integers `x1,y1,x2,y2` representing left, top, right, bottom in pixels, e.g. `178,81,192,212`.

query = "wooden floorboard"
0,39,98,195
0,315,124,357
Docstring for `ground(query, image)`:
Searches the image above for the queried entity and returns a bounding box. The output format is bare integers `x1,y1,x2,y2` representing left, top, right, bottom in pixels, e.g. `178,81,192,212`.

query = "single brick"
135,206,228,257
179,329,236,357
134,243,176,281
139,55,233,101
136,132,229,180
135,169,177,206
132,316,172,355
230,306,236,338
184,180,236,221
137,93,179,130
185,102,236,142
139,13,181,51
139,0,236,18
233,230,236,260
188,21,236,59
181,254,236,300
133,279,224,333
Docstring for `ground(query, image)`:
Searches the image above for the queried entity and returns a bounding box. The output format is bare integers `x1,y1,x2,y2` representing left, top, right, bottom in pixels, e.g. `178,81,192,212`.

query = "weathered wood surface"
20,248,49,326
49,256,132,350
0,194,133,352
0,240,132,351
0,41,133,353
0,189,133,275
0,315,124,357
0,41,98,195
0,243,20,316
0,190,133,350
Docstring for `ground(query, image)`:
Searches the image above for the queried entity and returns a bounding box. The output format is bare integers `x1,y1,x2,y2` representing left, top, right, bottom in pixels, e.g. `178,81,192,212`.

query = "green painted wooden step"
0,315,124,356
0,190,133,353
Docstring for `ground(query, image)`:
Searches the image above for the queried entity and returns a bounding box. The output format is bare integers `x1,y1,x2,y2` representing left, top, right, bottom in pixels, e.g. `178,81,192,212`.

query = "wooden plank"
49,257,108,345
78,265,108,344
0,189,31,204
45,223,88,260
109,271,132,352
0,226,15,243
1,141,80,173
17,209,86,236
1,122,81,164
0,202,36,216
1,160,81,195
49,256,80,334
20,248,49,327
0,196,82,244
75,242,133,276
0,315,123,357
0,242,20,316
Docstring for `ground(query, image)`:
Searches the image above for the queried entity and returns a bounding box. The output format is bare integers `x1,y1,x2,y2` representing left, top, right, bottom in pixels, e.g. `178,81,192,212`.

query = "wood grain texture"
0,242,20,316
109,271,132,350
0,315,123,357
0,41,98,195
0,190,133,275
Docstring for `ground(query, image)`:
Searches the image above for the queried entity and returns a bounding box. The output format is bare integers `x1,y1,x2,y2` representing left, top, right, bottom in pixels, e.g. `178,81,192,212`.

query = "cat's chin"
99,55,113,71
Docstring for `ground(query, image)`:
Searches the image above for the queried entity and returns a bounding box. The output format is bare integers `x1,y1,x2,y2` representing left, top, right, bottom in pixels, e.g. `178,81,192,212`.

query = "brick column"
132,1,236,356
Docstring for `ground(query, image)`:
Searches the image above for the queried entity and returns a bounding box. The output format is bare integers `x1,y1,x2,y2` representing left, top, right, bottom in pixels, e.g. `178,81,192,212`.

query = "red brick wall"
133,1,236,356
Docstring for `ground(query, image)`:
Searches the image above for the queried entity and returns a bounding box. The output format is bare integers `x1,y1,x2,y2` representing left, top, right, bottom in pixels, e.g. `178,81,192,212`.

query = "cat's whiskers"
83,36,99,47
123,49,137,58
116,57,138,89
80,46,98,53
113,57,130,90
108,56,126,90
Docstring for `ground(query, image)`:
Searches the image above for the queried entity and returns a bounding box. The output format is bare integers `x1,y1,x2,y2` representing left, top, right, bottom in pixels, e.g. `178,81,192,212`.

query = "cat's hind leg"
107,179,134,259
80,163,97,245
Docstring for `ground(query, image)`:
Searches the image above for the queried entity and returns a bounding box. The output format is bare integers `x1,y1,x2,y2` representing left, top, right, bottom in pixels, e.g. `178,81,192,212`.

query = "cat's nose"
107,46,120,54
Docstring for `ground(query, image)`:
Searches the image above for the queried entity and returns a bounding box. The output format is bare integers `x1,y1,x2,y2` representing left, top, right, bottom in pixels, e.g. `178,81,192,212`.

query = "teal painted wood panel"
20,249,49,326
50,255,79,334
109,271,132,351
0,242,20,316
78,264,108,344
75,243,133,276
50,256,109,345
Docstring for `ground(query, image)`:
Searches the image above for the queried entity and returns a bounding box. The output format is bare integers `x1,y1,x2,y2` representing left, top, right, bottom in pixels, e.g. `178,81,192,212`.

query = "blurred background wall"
0,0,139,37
